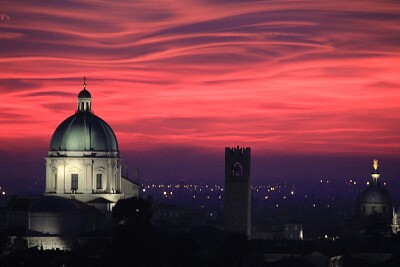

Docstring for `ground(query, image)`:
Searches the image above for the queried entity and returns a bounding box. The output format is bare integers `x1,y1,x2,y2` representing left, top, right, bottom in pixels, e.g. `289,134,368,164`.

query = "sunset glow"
1,1,400,188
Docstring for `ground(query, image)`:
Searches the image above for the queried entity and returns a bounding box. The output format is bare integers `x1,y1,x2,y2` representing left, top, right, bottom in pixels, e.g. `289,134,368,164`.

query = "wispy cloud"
1,0,400,157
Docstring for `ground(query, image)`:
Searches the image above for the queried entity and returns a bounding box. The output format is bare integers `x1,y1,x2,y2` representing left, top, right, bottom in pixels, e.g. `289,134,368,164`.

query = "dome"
50,112,118,151
29,196,77,212
78,88,91,98
358,183,391,205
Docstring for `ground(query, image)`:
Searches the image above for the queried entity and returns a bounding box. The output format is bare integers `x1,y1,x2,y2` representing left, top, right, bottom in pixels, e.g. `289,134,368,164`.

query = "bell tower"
224,146,251,238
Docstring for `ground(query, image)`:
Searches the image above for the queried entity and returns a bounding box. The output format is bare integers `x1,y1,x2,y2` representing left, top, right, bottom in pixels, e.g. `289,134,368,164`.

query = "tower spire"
83,76,86,89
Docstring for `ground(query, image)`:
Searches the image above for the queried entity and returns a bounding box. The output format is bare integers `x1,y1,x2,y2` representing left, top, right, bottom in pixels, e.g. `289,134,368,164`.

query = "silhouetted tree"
112,197,153,227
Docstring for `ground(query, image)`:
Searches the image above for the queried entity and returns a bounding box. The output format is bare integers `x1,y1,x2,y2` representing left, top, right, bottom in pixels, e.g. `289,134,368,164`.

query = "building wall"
0,211,28,230
121,177,140,198
28,211,96,235
45,153,121,197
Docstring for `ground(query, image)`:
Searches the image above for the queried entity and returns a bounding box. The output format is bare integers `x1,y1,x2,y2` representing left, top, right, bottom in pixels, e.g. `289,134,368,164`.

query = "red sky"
1,1,400,188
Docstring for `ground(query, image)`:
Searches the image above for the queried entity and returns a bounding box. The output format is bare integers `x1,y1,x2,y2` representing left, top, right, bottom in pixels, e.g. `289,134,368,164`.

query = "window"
54,173,57,190
231,162,243,177
96,174,102,189
71,174,78,191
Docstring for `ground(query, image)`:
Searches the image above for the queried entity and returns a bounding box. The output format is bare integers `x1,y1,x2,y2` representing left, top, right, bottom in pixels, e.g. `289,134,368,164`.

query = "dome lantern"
371,159,380,184
77,76,92,113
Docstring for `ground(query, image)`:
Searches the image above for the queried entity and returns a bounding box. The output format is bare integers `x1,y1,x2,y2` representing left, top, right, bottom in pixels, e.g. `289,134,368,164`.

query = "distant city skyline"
1,1,400,190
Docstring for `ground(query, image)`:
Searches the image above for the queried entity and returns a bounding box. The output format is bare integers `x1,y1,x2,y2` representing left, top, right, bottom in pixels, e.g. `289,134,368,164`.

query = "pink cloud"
0,0,400,160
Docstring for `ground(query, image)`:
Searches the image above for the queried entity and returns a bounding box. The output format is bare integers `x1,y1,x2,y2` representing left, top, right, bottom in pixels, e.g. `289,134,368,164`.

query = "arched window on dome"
81,102,84,111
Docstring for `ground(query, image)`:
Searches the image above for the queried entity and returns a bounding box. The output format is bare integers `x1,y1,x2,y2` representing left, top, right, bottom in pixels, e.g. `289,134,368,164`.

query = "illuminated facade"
45,79,139,204
224,146,251,238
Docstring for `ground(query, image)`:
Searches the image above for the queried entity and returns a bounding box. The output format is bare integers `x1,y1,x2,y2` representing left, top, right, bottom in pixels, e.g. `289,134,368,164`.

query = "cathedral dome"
358,183,391,205
50,80,118,152
50,112,118,152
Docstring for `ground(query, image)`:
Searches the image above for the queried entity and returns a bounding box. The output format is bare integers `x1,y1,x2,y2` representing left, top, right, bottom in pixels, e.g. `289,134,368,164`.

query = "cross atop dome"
77,77,92,112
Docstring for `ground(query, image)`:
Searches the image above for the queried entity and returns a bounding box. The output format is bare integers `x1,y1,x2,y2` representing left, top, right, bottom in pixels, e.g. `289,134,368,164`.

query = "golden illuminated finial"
83,76,86,89
373,159,378,171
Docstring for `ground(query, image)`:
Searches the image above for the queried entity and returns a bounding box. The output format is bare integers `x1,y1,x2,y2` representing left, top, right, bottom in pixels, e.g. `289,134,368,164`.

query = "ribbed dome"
50,112,118,152
359,183,391,204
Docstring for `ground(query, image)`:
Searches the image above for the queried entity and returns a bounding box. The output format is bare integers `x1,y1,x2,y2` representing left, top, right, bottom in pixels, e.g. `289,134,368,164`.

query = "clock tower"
224,146,251,238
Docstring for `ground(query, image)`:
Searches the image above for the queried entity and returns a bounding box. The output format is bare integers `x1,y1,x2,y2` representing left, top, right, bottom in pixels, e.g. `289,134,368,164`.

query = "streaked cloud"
1,0,400,159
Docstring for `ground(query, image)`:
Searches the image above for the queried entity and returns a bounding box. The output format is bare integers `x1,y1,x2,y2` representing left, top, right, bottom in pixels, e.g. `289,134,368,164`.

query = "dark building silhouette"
224,146,251,238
